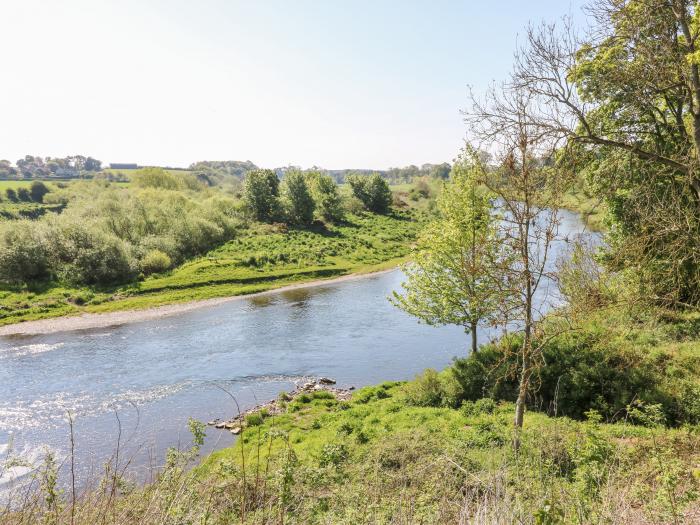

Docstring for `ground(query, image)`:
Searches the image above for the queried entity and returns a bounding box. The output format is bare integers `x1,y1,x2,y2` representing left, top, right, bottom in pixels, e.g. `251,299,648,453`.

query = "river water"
0,209,595,488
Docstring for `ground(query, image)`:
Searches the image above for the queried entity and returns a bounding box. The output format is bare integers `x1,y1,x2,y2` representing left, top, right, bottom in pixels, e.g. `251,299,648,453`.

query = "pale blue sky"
1,1,586,169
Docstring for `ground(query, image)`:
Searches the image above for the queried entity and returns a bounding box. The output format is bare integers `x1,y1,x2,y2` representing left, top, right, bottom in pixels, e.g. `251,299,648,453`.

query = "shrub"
54,223,137,285
402,368,463,408
17,187,31,202
140,249,172,275
319,443,348,467
245,412,265,427
460,398,497,417
5,188,18,202
30,181,50,203
0,220,52,282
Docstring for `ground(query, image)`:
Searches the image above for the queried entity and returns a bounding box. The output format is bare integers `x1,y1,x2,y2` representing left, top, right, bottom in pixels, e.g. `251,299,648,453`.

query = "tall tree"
306,171,344,223
511,2,700,304
243,169,280,222
281,170,315,225
466,86,565,446
392,151,505,354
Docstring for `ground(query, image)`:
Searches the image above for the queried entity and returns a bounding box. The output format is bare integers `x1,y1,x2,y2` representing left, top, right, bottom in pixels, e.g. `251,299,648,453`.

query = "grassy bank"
3,306,699,523
0,210,425,326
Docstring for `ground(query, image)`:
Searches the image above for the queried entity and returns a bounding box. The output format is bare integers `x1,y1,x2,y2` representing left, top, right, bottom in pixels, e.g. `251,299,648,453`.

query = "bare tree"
466,84,568,446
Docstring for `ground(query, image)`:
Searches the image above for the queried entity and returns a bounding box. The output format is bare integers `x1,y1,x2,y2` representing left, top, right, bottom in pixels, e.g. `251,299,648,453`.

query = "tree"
466,84,566,446
243,169,280,222
281,170,315,225
30,181,49,203
5,188,18,202
392,151,505,354
17,187,31,202
510,4,700,305
307,171,344,222
429,163,451,180
346,173,392,214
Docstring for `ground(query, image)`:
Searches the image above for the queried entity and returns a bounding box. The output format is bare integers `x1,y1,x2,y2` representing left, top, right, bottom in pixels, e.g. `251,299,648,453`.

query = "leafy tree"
5,188,18,202
392,152,505,354
29,181,49,203
511,3,700,305
429,163,451,180
281,170,315,225
346,173,392,214
307,171,344,222
17,187,31,202
243,169,280,222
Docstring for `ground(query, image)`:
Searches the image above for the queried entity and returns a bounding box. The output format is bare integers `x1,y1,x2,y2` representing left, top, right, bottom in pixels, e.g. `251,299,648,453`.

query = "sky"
1,1,586,170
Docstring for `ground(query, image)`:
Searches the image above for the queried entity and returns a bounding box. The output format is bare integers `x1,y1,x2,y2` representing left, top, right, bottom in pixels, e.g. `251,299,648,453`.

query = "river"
0,209,596,488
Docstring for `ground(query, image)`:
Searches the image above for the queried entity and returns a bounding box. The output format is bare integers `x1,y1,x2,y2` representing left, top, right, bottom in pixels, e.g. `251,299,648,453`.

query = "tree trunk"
470,320,478,355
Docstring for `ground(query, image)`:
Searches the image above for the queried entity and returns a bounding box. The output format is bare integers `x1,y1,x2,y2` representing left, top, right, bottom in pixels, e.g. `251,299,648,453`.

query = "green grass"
0,210,427,325
198,376,700,523
561,187,606,231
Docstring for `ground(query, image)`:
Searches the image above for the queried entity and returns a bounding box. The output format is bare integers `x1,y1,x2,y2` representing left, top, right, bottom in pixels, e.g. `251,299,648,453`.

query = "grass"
561,187,606,231
0,210,427,326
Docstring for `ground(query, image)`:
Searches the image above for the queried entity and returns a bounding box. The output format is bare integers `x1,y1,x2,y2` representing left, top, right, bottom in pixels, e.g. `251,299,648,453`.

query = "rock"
224,421,239,430
214,422,226,429
302,382,315,390
348,386,356,390
207,419,220,426
318,377,336,385
230,426,242,435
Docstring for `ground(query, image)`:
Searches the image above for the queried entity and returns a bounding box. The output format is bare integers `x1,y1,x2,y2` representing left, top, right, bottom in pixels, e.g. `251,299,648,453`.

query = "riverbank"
0,210,425,329
0,264,401,336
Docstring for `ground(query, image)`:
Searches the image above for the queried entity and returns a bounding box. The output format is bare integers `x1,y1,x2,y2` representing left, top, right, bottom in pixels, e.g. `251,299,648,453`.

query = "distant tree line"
0,156,102,179
243,169,392,225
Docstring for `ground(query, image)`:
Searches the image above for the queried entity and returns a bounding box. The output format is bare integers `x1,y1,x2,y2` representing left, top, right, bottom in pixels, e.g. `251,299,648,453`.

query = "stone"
230,427,242,435
214,422,226,429
318,377,336,385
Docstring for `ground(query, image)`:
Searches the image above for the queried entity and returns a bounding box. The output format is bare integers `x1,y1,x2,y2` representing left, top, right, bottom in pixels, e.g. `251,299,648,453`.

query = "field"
0,210,427,326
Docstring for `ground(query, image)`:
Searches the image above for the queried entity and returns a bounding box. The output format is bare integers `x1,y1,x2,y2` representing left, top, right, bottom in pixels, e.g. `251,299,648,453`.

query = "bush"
30,181,50,203
402,368,463,408
319,443,348,467
54,223,137,285
0,220,52,282
17,187,31,202
5,188,18,202
140,249,172,275
245,412,265,427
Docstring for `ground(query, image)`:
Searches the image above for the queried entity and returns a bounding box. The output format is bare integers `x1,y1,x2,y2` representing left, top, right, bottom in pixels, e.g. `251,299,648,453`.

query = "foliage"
0,207,426,325
29,181,50,203
243,169,281,222
392,154,505,353
140,249,172,275
449,308,700,426
306,171,344,222
346,173,392,214
281,170,315,225
0,181,242,288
